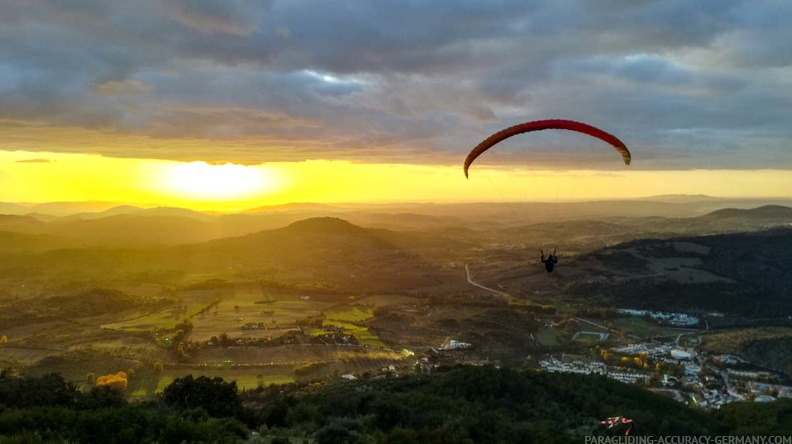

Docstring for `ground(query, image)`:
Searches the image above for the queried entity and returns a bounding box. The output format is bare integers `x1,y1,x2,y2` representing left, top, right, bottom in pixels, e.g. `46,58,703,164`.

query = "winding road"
464,263,510,297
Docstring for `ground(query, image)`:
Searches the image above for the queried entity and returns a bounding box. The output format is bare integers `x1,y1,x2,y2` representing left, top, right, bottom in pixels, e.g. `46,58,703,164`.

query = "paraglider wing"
598,416,635,435
463,119,631,178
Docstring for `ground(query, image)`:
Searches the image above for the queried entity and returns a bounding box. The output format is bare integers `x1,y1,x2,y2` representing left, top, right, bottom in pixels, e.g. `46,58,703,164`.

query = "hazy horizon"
4,192,792,214
3,154,792,212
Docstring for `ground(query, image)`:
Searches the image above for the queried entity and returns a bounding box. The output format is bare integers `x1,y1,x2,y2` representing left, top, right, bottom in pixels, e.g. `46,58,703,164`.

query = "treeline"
245,366,782,443
0,370,247,443
1,366,790,443
741,336,792,377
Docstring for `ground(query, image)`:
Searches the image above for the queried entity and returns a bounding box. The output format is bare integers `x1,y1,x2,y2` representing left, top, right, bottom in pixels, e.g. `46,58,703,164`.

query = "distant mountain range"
0,198,789,249
639,194,722,203
3,195,792,217
6,201,135,216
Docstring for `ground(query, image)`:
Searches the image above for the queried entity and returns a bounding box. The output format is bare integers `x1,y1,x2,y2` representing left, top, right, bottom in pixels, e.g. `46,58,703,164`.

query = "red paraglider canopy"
463,119,631,178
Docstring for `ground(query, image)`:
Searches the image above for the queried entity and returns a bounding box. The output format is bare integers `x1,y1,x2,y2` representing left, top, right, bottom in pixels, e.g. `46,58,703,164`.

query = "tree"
162,375,240,418
81,385,126,409
0,373,80,408
314,417,368,444
153,362,164,374
96,371,128,392
0,335,7,344
86,372,95,385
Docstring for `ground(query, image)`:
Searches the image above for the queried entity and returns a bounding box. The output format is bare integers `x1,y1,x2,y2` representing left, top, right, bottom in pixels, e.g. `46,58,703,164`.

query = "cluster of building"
539,357,606,375
538,339,791,409
617,309,700,326
538,355,648,384
438,339,472,350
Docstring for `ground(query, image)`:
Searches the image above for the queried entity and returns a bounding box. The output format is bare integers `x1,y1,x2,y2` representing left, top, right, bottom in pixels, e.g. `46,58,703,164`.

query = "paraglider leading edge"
463,119,632,178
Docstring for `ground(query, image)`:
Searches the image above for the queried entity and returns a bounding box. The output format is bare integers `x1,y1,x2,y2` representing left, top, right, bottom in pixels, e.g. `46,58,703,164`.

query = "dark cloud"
0,0,789,169
166,0,267,35
15,158,53,163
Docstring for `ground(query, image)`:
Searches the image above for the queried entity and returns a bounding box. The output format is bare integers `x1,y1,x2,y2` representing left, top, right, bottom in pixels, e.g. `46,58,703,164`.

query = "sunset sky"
1,1,790,210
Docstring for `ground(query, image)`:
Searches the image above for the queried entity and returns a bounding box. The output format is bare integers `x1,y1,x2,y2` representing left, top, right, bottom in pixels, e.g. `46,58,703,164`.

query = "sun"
162,161,276,200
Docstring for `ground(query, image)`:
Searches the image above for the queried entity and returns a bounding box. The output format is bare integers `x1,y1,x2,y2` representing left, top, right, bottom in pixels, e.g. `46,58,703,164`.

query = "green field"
128,346,404,395
323,304,374,322
322,304,388,348
701,327,792,354
573,331,606,342
535,328,562,346
190,290,334,340
102,305,199,333
36,286,402,396
102,285,336,341
354,294,422,307
613,317,695,338
79,284,395,350
127,366,298,396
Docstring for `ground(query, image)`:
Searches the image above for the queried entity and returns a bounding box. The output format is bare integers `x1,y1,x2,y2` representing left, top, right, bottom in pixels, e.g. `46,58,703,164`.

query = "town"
535,310,791,409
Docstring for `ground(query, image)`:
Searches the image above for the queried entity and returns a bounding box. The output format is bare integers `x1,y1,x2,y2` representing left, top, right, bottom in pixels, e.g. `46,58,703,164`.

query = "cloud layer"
1,0,790,169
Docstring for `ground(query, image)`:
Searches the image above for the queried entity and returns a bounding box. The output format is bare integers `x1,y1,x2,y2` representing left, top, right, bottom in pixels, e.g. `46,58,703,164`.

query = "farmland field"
322,304,387,348
613,317,697,338
102,305,199,333
535,328,562,346
573,331,607,342
128,366,297,396
354,294,423,307
129,345,405,394
0,346,64,364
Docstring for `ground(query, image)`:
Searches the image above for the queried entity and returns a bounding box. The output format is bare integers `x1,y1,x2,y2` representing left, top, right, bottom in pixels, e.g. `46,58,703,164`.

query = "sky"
1,0,791,209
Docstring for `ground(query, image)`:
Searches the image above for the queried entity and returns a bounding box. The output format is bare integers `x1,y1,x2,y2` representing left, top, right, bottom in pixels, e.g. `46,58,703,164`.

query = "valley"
0,197,790,410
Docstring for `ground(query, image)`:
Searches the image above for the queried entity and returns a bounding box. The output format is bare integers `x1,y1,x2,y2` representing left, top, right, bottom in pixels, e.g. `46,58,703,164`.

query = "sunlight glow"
162,162,275,199
1,151,791,212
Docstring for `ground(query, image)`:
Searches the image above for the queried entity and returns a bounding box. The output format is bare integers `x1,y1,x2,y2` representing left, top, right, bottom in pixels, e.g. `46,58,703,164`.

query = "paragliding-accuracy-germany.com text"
585,436,792,444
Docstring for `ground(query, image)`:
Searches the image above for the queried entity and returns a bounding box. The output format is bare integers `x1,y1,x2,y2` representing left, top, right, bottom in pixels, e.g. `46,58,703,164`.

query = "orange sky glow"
2,150,790,211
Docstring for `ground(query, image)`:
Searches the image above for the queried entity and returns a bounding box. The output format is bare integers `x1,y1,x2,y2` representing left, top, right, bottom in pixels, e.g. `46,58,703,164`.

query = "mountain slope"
700,205,792,220
0,231,81,251
46,214,221,246
0,218,462,294
0,202,28,214
498,228,792,317
179,217,455,292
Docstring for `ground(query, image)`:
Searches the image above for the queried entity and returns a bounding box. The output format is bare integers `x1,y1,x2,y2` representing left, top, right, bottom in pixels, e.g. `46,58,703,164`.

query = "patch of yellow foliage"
96,371,128,391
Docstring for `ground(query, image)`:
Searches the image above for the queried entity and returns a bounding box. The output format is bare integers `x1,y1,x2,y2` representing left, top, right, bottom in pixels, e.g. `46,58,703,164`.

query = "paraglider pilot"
540,248,558,273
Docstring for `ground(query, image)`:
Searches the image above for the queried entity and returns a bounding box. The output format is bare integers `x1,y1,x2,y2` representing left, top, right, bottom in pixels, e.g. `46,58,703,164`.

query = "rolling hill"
0,231,81,251
179,217,459,292
0,217,465,294
495,205,792,254
1,200,788,251
497,227,792,318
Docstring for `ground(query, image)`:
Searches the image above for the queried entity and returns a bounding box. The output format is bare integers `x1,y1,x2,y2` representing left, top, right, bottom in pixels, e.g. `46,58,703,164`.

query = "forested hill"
554,228,792,317
5,366,790,443
252,365,727,442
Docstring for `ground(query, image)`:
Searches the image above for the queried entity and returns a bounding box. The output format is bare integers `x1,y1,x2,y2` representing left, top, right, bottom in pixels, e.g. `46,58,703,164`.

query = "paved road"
574,317,621,334
464,263,510,297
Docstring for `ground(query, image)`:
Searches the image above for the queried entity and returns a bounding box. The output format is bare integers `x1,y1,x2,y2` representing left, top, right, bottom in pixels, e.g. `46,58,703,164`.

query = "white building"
441,339,471,350
671,349,693,360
